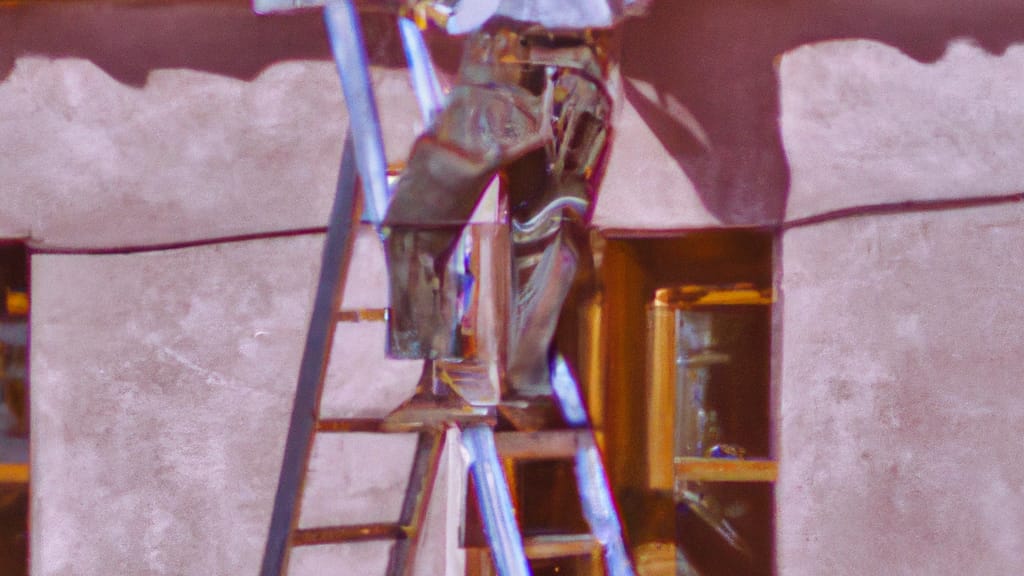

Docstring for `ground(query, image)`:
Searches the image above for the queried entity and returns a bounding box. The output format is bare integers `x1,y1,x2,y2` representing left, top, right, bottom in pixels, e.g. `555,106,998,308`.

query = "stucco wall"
781,40,1024,220
5,1,1024,575
775,37,1024,575
0,2,427,249
778,203,1024,574
30,236,321,574
30,233,447,576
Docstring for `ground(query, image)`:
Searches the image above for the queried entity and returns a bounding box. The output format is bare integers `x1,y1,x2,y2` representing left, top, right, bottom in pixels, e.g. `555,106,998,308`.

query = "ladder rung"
523,534,599,560
336,308,387,323
315,418,443,433
315,418,386,433
292,523,407,546
494,430,584,460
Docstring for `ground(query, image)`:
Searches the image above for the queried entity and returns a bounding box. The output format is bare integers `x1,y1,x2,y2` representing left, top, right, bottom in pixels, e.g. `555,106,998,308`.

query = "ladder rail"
260,132,360,576
261,7,640,576
324,0,390,223
386,430,445,576
397,16,446,125
552,354,636,576
262,10,452,576
463,425,531,576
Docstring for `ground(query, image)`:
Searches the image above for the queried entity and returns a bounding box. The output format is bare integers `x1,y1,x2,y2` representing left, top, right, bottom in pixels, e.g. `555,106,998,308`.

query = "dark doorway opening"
594,229,775,576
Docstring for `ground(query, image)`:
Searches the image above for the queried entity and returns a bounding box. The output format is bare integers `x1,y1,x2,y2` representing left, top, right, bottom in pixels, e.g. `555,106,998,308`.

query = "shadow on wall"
3,1,1024,226
622,0,1024,225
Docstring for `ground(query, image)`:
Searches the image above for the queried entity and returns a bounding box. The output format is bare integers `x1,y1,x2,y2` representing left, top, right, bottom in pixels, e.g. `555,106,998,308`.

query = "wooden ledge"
674,458,777,482
0,463,29,484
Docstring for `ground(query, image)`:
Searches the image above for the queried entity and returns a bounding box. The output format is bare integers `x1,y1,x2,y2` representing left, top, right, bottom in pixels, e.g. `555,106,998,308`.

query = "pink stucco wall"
778,203,1024,574
5,1,1024,574
776,37,1024,574
30,233,445,576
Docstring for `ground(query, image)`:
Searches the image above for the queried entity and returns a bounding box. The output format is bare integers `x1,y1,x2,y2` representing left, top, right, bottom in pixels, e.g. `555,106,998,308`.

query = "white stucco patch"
592,97,719,230
30,236,325,575
781,39,1024,220
0,56,423,249
779,202,1024,574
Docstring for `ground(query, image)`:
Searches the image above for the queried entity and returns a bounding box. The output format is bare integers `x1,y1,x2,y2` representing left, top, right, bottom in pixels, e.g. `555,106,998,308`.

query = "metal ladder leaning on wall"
258,2,636,575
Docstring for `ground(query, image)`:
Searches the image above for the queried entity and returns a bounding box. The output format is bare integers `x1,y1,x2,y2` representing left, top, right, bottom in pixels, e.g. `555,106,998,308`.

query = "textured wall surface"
8,0,1024,575
0,2,424,249
29,235,450,576
30,236,318,574
777,37,1024,575
778,203,1024,574
0,56,337,247
591,96,716,229
781,39,1024,221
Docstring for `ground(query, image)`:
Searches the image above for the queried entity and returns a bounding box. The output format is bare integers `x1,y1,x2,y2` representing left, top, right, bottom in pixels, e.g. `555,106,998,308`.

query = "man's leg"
383,134,496,359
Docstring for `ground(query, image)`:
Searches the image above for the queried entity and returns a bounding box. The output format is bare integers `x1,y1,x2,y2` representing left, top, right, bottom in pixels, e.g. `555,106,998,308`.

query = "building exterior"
3,1,1024,574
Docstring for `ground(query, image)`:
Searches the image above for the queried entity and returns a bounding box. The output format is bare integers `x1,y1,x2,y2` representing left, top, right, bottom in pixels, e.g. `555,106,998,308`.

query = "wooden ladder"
260,2,635,573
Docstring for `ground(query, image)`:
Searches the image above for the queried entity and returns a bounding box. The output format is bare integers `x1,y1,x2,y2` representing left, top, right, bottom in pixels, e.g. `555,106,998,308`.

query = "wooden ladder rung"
522,534,599,560
291,523,408,546
315,418,443,434
336,308,387,323
494,430,585,460
315,418,387,433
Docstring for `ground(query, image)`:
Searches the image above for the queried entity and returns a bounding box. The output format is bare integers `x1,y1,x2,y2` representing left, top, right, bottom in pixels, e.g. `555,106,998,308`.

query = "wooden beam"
336,308,387,323
292,523,406,546
674,458,777,482
494,430,583,460
0,463,29,484
522,534,598,560
315,418,386,433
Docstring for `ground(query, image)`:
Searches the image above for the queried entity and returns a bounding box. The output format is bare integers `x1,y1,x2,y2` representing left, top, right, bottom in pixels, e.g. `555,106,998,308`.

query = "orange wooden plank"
674,458,777,482
0,463,29,484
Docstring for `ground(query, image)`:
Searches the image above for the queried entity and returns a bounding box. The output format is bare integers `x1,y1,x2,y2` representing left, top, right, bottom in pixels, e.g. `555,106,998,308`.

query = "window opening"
592,230,775,576
454,227,776,576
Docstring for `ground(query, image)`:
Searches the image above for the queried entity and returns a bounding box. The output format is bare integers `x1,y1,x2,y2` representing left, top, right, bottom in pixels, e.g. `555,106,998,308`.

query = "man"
383,0,649,400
